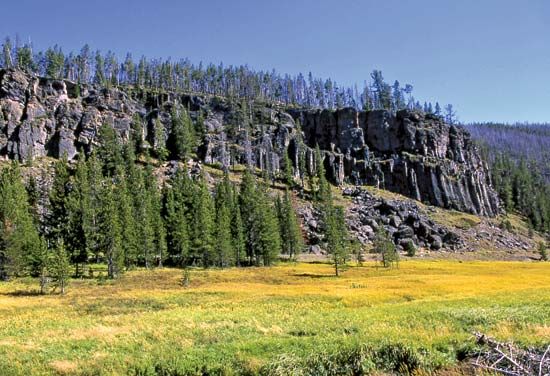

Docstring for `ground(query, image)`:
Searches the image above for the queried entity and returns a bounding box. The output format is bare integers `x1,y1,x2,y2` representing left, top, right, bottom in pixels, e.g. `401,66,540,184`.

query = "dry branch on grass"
472,332,550,376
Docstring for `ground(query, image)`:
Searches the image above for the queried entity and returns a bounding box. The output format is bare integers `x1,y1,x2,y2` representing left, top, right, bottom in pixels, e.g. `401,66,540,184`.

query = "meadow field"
0,260,549,375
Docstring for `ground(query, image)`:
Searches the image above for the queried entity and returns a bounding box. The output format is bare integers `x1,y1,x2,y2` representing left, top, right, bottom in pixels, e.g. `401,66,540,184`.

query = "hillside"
1,68,545,260
0,68,499,216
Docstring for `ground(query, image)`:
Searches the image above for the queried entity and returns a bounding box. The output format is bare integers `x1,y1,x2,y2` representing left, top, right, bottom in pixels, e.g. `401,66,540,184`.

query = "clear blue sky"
1,0,549,123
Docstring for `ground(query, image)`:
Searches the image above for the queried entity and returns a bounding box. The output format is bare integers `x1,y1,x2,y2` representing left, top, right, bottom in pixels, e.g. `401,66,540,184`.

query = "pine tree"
324,205,349,276
539,241,548,262
49,240,71,295
0,163,41,278
191,175,215,267
35,237,50,294
154,118,169,161
97,123,123,176
2,37,13,68
239,169,259,264
47,157,71,246
254,186,281,266
136,168,155,268
170,106,196,160
164,186,190,266
66,156,90,276
314,145,331,204
374,228,399,268
282,150,294,187
214,174,234,266
279,191,303,261
231,198,245,266
99,183,123,278
84,152,103,263
131,114,144,155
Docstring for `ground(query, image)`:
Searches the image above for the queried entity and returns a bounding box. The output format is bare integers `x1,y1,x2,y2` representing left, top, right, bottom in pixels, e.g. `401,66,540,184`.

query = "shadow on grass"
292,273,336,278
3,289,44,297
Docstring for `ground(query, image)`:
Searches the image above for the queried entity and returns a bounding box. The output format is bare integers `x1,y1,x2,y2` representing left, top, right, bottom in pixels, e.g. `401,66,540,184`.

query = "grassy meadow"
0,260,549,375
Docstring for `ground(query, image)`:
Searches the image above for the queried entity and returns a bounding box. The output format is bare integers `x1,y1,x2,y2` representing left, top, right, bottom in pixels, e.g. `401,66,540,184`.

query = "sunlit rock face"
0,68,499,216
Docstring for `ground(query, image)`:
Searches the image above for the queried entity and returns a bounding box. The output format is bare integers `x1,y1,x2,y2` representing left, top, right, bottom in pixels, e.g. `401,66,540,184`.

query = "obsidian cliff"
0,69,499,216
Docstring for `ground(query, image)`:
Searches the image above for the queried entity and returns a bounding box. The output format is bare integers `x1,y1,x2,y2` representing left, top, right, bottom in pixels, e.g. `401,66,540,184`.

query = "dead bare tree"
472,332,550,376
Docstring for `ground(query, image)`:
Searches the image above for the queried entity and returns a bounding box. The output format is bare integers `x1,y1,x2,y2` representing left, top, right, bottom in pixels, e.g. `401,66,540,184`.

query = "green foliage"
324,205,349,276
131,114,144,154
44,45,65,79
374,228,399,268
116,169,139,268
0,163,41,278
214,174,234,267
405,240,416,257
65,156,90,276
47,157,71,245
539,241,548,261
239,170,280,266
231,197,245,266
282,150,295,187
278,190,304,261
492,154,550,233
191,175,215,267
48,240,71,294
99,183,124,278
170,106,196,160
153,117,169,161
97,123,123,176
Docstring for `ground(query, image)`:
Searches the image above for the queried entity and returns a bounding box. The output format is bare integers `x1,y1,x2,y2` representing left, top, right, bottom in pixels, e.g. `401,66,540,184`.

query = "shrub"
405,240,416,257
539,242,548,261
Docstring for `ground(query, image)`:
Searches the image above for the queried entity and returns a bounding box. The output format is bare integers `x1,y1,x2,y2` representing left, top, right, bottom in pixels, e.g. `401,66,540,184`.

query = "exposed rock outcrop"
0,68,500,217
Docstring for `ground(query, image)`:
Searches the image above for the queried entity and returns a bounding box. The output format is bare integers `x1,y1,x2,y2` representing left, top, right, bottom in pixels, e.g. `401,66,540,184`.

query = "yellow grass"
0,260,549,375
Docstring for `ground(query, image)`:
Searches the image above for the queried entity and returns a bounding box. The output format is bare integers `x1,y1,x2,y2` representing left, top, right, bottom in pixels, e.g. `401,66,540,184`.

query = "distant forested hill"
464,122,550,233
465,122,550,181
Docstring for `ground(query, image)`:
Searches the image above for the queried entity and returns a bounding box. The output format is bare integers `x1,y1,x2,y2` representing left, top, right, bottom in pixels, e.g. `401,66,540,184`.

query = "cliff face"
0,69,500,216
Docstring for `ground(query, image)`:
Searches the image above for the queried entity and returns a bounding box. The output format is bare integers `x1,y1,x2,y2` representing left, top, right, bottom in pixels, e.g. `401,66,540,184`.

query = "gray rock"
429,235,443,250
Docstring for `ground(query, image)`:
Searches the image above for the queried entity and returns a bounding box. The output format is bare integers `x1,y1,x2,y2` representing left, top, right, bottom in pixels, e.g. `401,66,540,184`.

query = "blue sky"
1,0,549,123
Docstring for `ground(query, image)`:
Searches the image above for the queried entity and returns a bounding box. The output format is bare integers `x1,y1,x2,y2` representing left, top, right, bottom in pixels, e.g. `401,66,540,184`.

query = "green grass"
0,261,549,375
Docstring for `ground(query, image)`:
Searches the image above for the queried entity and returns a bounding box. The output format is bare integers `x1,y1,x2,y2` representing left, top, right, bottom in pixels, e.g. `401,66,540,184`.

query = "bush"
405,240,416,257
539,242,548,261
374,229,399,268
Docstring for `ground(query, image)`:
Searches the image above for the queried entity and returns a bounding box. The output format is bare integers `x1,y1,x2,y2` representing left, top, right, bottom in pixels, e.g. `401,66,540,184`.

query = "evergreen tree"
539,241,548,262
131,114,144,155
136,168,155,268
239,169,259,264
282,150,294,187
99,183,123,278
191,175,215,267
83,152,103,263
66,156,90,276
324,205,349,276
47,157,71,246
231,198,245,266
35,237,50,294
374,228,399,268
279,190,303,261
214,174,234,266
255,187,281,266
49,240,70,295
116,170,139,269
0,163,41,278
153,118,169,161
164,185,190,266
2,37,13,68
97,123,123,176
170,106,196,160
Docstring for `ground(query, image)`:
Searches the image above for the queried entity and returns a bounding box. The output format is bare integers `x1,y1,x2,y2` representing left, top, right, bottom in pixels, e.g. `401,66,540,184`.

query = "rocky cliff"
0,69,500,216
